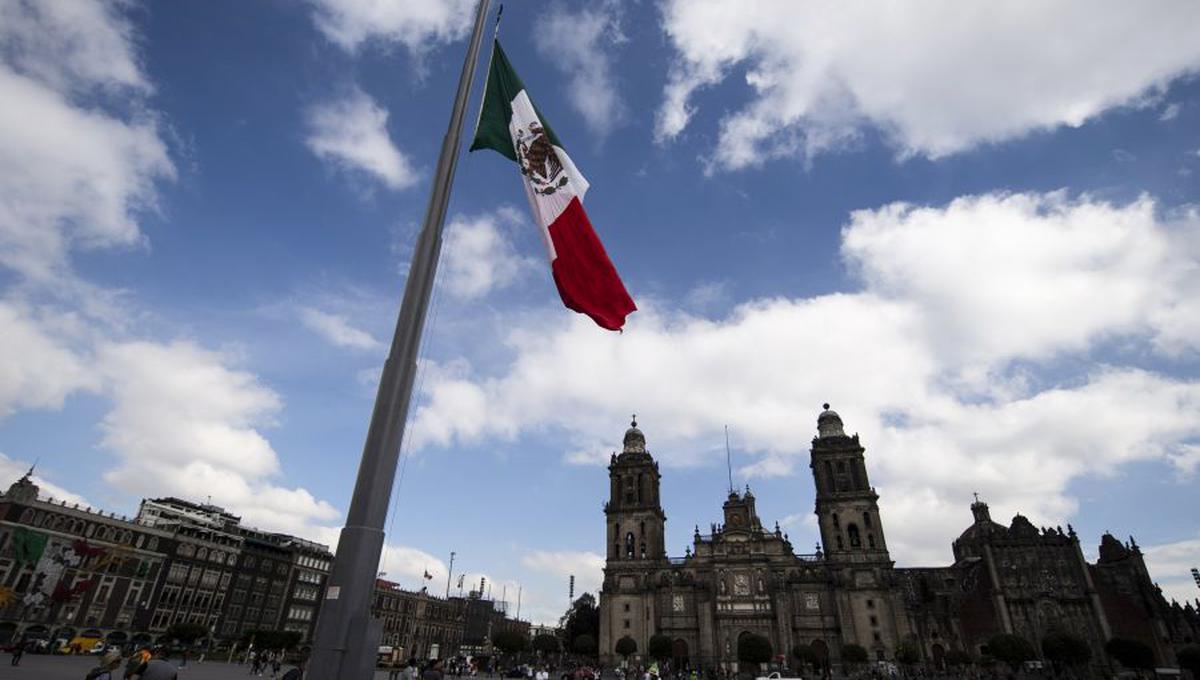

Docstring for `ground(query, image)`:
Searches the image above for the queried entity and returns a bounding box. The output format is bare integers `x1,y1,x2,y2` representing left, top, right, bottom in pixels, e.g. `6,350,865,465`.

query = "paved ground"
0,654,410,679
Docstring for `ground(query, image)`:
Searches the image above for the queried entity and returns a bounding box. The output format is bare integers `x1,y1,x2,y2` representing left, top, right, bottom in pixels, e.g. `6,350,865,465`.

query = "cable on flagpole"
493,4,504,39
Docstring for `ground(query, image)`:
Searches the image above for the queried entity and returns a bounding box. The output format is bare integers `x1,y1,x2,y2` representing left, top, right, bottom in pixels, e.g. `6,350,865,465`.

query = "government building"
598,407,1200,672
0,470,527,657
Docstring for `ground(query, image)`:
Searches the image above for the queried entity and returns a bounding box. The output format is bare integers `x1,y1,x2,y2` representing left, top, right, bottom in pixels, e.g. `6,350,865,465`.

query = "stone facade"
0,475,332,647
0,472,530,658
598,408,1200,672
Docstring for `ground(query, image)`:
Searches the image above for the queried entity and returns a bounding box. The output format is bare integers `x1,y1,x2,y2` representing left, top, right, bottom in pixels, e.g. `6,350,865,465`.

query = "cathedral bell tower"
605,417,667,562
810,405,891,562
810,405,908,658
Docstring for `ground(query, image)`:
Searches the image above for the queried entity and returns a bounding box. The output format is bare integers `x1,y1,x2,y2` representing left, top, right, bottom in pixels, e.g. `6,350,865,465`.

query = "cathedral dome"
817,403,845,438
623,417,646,454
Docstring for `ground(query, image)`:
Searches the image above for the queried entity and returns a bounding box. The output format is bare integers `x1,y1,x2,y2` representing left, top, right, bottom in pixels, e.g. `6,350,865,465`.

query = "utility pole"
446,551,456,599
305,1,493,678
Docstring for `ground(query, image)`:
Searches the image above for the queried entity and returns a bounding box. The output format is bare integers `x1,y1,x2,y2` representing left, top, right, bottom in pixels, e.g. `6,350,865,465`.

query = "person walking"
9,638,23,666
281,658,305,680
404,657,421,680
125,647,152,679
424,659,447,680
86,650,125,680
128,646,179,680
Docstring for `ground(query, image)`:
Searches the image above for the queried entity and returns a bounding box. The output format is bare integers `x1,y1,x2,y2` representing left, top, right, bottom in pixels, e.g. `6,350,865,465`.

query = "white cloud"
305,87,418,191
442,208,536,300
682,280,731,314
300,306,383,351
410,191,1200,566
0,453,90,508
522,550,605,595
1159,102,1182,122
0,1,344,546
656,1,1200,169
0,0,148,94
1143,535,1200,605
0,1,173,284
308,0,476,53
534,3,625,138
842,193,1200,376
95,340,339,538
0,300,100,418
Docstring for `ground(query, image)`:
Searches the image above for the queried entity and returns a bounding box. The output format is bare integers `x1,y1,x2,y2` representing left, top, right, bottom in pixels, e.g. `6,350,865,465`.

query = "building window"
623,603,630,612
625,533,635,559
866,599,874,609
868,534,876,549
870,616,878,626
863,512,872,528
848,524,861,548
872,632,881,643
623,619,630,629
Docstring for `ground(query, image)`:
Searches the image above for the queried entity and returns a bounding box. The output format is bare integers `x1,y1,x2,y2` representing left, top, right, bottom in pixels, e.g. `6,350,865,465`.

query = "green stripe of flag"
470,40,562,162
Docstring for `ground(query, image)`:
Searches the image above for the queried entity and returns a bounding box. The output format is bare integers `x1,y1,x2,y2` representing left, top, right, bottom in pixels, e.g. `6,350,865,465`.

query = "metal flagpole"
446,551,456,599
307,0,493,677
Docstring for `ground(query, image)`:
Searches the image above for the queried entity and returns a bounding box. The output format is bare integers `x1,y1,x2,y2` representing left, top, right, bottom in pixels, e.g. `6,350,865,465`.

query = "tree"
493,629,529,656
165,622,207,646
1176,646,1200,678
532,634,560,656
943,649,974,667
1041,631,1091,670
738,633,773,667
560,593,600,654
1105,637,1154,672
792,644,817,668
648,634,674,661
572,634,597,656
615,636,637,661
894,640,921,666
841,644,868,668
985,633,1035,671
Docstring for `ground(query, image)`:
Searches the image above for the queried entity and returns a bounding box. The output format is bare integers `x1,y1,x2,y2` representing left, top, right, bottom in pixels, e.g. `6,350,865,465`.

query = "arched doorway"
931,643,945,670
810,640,829,674
107,631,128,642
22,625,49,640
672,638,690,670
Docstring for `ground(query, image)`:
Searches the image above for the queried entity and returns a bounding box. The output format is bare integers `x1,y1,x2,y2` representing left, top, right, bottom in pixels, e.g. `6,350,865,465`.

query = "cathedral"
597,407,1200,672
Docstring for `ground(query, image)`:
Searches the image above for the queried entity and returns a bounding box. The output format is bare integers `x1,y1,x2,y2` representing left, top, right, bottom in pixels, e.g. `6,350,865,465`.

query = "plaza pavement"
0,653,410,680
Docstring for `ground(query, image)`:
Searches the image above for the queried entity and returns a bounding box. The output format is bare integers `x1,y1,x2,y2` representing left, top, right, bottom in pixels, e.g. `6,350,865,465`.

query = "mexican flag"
12,527,46,566
470,40,636,331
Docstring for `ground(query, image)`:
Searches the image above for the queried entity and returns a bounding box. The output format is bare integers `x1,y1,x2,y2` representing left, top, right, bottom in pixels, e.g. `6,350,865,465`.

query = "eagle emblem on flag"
515,121,568,195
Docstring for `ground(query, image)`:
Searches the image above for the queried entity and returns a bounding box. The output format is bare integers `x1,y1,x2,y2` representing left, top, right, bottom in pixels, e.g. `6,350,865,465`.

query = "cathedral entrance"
672,638,690,670
810,640,829,673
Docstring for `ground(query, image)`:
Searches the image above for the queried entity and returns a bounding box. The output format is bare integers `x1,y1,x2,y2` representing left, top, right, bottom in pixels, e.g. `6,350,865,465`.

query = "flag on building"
471,40,636,331
12,527,46,566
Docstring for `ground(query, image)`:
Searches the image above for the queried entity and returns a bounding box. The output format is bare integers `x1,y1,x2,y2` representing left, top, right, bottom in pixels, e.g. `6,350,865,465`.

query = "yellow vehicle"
65,634,104,654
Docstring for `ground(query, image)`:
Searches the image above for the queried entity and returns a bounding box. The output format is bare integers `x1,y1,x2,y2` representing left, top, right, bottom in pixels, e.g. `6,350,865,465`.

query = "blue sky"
2,0,1200,624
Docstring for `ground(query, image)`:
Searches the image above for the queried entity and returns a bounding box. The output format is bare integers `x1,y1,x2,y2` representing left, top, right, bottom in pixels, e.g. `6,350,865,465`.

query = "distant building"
0,475,331,647
598,408,1200,672
375,579,468,660
0,471,534,656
